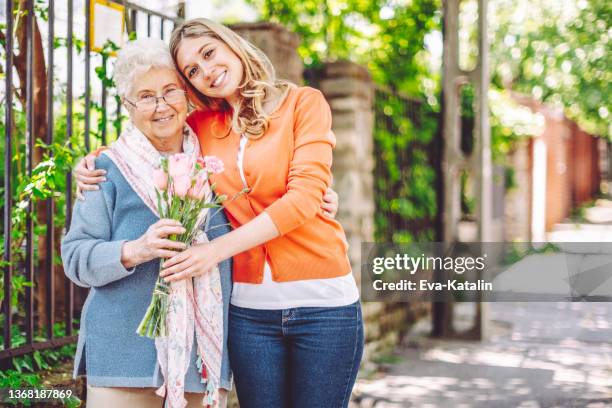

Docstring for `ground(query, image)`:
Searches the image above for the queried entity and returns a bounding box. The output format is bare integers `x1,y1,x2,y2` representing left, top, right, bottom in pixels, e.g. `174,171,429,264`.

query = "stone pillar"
229,22,303,85
316,61,375,280
439,0,492,340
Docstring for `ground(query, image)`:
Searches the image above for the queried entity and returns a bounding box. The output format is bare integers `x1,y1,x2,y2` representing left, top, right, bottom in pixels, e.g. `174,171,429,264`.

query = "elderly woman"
61,38,232,408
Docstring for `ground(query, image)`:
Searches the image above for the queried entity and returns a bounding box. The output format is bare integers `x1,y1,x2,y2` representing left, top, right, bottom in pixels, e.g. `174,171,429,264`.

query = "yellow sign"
90,0,125,53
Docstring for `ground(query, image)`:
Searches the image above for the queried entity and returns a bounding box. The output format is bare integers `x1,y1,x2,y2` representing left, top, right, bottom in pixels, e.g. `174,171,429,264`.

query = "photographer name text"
372,279,492,291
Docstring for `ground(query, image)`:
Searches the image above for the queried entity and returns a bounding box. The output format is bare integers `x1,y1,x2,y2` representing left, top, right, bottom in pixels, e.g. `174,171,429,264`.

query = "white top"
230,135,360,309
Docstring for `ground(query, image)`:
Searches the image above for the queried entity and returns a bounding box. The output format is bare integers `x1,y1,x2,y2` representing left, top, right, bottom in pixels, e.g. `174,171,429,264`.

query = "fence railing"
373,86,443,242
1,0,182,363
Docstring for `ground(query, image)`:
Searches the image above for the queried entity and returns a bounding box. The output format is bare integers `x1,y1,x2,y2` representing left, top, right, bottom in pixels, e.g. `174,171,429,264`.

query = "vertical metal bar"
130,9,137,34
84,0,91,150
471,0,491,340
65,0,74,336
101,58,107,145
433,0,459,339
441,0,463,243
66,0,74,231
25,0,35,345
45,0,56,340
160,17,164,40
116,97,122,138
475,0,492,243
117,7,132,139
147,13,151,36
3,0,14,351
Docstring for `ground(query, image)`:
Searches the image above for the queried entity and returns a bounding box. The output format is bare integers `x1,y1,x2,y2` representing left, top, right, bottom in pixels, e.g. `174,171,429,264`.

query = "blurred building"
505,95,603,242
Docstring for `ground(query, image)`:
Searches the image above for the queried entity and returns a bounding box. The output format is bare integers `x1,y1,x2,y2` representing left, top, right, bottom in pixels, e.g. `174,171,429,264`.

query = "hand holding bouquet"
136,154,226,338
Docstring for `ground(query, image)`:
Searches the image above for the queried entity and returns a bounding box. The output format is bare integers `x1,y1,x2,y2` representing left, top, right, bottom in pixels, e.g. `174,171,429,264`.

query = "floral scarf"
102,121,225,408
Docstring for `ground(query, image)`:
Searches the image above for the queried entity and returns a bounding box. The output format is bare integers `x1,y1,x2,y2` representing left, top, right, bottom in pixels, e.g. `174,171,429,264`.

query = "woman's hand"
121,219,187,268
159,242,221,283
322,187,339,218
75,154,106,200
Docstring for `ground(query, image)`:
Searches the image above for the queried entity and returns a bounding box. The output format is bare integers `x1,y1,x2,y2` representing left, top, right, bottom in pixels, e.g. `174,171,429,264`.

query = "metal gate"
1,0,182,362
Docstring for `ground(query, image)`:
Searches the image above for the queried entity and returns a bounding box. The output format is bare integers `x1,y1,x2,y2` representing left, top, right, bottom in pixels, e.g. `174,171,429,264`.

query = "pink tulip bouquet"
137,153,227,338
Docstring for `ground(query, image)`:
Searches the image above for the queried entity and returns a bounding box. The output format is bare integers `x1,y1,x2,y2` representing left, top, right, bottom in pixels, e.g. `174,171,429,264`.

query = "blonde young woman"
168,19,363,408
75,19,362,408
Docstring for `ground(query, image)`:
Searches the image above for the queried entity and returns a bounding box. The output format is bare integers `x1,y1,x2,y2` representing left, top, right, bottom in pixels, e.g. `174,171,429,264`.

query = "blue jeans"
228,301,364,408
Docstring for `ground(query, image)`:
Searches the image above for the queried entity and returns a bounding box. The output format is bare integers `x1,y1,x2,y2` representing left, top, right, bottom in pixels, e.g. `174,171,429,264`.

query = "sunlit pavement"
548,199,612,242
351,302,612,407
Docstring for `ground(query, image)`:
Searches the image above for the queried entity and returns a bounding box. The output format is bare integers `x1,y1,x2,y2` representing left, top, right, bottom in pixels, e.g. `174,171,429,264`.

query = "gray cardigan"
61,155,233,391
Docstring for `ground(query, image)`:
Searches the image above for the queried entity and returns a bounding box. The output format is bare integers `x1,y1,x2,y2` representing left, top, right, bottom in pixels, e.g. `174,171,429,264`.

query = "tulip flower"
168,153,193,178
172,175,192,198
152,168,168,191
188,171,209,200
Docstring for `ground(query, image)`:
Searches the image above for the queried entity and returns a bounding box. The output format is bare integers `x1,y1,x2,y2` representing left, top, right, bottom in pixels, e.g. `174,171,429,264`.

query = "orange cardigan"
187,86,352,283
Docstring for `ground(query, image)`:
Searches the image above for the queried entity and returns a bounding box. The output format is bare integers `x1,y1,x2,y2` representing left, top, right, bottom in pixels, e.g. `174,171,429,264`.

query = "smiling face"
125,67,188,153
176,36,244,106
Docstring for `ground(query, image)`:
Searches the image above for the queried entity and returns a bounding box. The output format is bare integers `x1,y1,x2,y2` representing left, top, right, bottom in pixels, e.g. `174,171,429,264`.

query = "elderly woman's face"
125,67,187,146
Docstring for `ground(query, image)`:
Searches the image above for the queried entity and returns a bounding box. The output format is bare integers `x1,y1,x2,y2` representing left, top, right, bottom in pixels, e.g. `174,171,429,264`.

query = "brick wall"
570,123,601,205
542,110,573,230
507,98,602,237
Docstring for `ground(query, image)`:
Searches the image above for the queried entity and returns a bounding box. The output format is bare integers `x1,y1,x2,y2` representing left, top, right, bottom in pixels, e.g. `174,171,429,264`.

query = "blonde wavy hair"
169,18,292,139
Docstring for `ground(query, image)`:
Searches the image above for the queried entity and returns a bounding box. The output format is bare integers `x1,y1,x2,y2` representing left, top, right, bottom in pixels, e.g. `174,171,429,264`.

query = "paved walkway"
352,302,612,408
352,199,612,407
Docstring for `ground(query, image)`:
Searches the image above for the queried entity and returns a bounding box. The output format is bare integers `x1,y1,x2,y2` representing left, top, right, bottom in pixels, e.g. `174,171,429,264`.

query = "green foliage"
0,273,31,308
374,90,439,242
34,0,49,21
0,370,42,407
0,369,82,407
245,0,441,99
0,103,85,291
0,321,78,369
503,242,560,266
460,170,475,219
53,36,86,52
0,322,81,407
490,0,611,138
241,1,442,242
569,199,597,223
91,40,127,143
371,351,405,365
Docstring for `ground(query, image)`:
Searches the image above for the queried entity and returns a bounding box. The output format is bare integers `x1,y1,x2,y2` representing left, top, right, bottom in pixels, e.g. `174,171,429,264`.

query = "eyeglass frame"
123,89,188,113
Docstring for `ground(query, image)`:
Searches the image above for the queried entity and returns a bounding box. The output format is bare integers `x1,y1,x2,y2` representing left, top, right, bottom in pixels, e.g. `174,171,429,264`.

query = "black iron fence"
1,0,182,363
373,86,442,243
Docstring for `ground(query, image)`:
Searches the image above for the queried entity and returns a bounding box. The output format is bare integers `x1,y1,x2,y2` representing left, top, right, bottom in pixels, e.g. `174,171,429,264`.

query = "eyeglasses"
124,89,187,113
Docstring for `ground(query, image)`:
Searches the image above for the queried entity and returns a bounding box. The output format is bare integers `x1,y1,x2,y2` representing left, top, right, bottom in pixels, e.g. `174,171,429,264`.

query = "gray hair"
113,38,175,97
